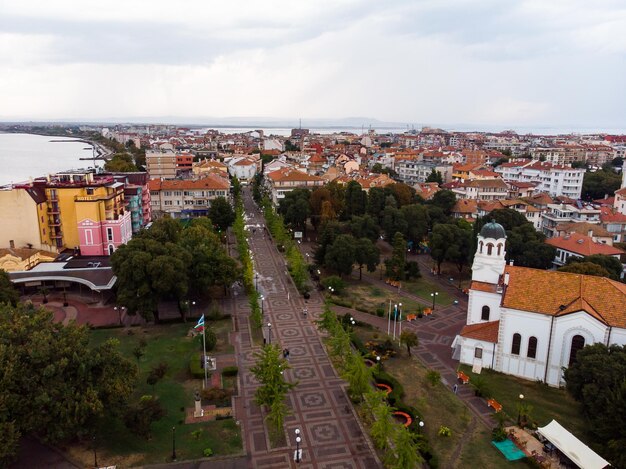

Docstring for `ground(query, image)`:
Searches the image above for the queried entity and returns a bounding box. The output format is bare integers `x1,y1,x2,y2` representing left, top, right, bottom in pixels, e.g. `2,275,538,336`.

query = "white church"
453,220,626,387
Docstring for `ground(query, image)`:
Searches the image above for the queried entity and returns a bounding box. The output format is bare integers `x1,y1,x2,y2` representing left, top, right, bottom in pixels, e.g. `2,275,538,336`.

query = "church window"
497,243,502,255
568,335,585,367
487,243,494,255
511,333,521,355
527,336,537,359
479,241,484,253
481,305,490,321
474,347,483,359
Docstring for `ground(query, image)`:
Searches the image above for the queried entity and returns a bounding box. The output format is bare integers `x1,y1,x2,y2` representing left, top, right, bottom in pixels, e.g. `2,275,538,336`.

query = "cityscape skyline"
1,0,625,128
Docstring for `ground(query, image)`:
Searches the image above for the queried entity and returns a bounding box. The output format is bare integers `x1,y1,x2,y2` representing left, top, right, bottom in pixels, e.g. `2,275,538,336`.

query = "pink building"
77,210,132,256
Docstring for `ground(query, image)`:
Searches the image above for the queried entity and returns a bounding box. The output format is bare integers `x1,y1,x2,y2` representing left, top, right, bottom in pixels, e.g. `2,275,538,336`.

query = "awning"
537,420,610,469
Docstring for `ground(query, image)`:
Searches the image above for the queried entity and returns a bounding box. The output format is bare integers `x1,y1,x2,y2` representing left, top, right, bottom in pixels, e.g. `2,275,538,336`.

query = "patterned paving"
229,190,381,469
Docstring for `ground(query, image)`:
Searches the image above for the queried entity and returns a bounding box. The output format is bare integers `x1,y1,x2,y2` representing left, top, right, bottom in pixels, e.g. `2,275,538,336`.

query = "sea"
0,133,99,186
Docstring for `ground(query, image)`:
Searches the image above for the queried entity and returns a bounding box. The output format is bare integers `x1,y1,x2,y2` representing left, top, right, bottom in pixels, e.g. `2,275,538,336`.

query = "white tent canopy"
537,420,610,469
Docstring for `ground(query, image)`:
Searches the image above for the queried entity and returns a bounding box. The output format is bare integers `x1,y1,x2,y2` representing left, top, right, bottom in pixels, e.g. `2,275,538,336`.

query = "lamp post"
268,323,272,345
328,286,334,295
430,291,439,310
517,394,524,426
92,435,98,468
255,272,259,289
350,316,355,333
172,426,177,461
418,421,424,434
260,295,264,318
295,428,302,463
376,355,381,373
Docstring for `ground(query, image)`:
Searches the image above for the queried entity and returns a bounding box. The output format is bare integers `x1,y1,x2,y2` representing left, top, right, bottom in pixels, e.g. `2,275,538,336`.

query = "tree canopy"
565,254,623,281
582,168,621,200
208,196,235,232
0,269,19,306
558,261,611,278
564,343,626,468
104,152,139,172
0,304,136,466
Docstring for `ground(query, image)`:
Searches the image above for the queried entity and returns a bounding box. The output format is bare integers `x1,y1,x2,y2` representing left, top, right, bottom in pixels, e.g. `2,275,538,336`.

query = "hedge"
221,366,239,377
189,354,209,380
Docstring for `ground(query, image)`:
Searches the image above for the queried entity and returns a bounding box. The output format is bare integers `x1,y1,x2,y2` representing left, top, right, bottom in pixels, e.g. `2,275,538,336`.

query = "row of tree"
111,213,239,322
0,304,137,466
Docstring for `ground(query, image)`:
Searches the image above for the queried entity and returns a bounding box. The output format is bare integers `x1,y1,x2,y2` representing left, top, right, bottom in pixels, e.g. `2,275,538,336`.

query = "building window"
527,336,538,359
481,306,490,321
107,227,113,241
511,333,521,355
108,244,115,255
487,243,493,255
497,243,502,255
569,335,585,367
474,347,483,359
479,241,483,253
85,229,93,245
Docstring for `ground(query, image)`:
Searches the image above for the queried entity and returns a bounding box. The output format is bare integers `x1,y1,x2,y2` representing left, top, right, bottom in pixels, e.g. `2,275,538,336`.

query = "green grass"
83,321,242,466
400,277,453,307
353,326,504,468
459,365,586,438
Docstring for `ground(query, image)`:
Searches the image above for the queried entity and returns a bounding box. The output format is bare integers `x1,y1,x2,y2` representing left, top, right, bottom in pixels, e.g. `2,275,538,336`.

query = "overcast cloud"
1,0,625,130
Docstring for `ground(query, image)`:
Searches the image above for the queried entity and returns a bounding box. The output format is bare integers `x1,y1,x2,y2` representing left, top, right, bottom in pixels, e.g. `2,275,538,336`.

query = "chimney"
504,272,510,286
588,230,593,237
509,259,514,266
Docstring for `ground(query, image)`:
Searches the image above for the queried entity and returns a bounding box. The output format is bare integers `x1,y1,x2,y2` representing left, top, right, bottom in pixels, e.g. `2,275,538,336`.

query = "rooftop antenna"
299,118,302,129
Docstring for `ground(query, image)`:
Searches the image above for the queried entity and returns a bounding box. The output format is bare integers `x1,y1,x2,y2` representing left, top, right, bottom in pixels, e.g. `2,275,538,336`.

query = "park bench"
406,314,417,322
487,398,503,413
456,371,470,384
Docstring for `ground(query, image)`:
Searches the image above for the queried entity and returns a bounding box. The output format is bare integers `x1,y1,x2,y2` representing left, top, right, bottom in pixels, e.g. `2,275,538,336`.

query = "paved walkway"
230,188,381,469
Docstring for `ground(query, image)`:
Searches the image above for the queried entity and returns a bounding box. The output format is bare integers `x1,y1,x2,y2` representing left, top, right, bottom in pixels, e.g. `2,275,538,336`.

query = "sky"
1,0,626,130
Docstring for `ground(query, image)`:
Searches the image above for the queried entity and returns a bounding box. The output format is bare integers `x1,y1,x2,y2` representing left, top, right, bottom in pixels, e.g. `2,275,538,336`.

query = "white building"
225,155,260,184
453,221,626,387
495,160,585,199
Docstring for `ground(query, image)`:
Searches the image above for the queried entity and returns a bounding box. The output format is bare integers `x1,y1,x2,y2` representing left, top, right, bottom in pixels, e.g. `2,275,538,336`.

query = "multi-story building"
452,178,508,201
0,183,50,252
106,172,152,233
148,174,231,219
265,167,325,205
395,158,453,185
495,160,584,199
226,155,260,184
540,203,601,238
146,150,177,179
546,232,624,269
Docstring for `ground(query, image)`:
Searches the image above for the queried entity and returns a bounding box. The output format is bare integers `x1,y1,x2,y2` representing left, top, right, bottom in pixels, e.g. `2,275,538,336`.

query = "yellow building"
0,184,52,252
0,248,56,271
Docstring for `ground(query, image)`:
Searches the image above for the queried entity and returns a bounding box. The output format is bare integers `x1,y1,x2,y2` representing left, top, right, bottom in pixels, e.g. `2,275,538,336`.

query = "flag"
195,314,205,329
394,305,398,318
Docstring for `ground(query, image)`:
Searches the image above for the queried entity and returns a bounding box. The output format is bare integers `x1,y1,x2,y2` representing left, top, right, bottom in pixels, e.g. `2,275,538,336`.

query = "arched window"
479,241,484,253
527,336,538,359
108,244,115,255
511,333,521,355
487,243,494,255
481,305,490,321
569,335,585,366
497,243,502,255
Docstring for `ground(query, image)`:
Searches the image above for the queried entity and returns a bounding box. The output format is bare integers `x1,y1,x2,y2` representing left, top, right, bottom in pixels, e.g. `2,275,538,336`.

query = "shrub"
350,335,369,356
491,426,507,442
203,327,217,351
201,387,233,406
123,395,166,439
221,366,239,377
426,370,441,386
203,448,214,457
373,369,404,405
191,429,204,440
321,275,345,294
189,354,209,379
375,307,385,317
438,425,452,437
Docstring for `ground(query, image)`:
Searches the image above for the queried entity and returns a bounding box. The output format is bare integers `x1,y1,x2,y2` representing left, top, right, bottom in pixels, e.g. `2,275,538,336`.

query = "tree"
343,181,367,220
429,189,456,215
382,197,408,241
582,169,621,200
367,187,387,223
401,204,430,247
425,168,443,184
314,220,343,265
0,304,136,464
371,162,384,173
0,269,19,306
566,254,623,281
430,223,458,274
104,152,138,172
310,187,332,229
564,344,626,467
342,351,371,401
354,238,380,280
325,234,357,276
400,331,418,356
123,395,166,439
558,262,611,278
350,214,380,242
278,188,310,232
208,196,235,232
385,232,407,280
370,396,395,450
387,183,415,207
392,425,423,469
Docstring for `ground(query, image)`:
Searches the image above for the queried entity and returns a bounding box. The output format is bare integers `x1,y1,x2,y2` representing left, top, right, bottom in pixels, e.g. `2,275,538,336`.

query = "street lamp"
268,323,272,344
92,435,98,468
430,291,439,310
295,428,302,463
260,295,264,317
255,272,259,289
328,286,335,295
376,355,381,373
172,426,177,461
517,394,525,426
418,421,424,433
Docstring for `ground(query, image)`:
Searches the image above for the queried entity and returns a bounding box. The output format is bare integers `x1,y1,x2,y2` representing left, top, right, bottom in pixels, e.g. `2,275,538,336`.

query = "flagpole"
202,325,208,389
387,299,391,335
393,304,397,340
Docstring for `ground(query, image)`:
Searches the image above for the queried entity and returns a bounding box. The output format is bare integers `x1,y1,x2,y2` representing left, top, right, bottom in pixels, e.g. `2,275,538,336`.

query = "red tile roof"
460,321,500,343
545,232,624,256
148,174,230,191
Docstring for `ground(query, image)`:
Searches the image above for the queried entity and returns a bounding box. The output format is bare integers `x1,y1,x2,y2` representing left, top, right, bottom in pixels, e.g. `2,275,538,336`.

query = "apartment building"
540,203,601,238
495,160,584,199
264,167,325,206
452,178,508,201
395,158,453,185
148,174,231,219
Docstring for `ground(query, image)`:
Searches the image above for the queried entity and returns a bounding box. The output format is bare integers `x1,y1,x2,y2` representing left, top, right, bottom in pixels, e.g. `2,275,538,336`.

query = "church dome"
480,220,506,239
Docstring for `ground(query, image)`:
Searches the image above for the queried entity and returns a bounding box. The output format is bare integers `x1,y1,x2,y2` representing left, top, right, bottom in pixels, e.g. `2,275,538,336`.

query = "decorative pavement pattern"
226,189,381,469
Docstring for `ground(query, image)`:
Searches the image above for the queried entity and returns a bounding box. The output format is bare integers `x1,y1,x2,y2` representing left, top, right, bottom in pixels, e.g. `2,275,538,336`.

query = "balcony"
50,231,63,239
48,218,61,227
47,206,60,214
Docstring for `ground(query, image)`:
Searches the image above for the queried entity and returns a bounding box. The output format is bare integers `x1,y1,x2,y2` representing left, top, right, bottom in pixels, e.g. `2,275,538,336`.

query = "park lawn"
353,326,503,468
337,281,428,316
458,364,586,438
79,321,242,466
400,276,453,307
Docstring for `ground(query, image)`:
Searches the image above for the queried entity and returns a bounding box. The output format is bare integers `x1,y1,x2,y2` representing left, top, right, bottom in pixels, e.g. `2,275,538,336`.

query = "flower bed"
393,411,412,427
375,383,392,394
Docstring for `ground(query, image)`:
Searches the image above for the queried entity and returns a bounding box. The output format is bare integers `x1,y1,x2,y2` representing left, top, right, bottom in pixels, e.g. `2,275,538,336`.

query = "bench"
406,314,417,322
487,398,502,413
456,371,470,384
423,308,433,316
